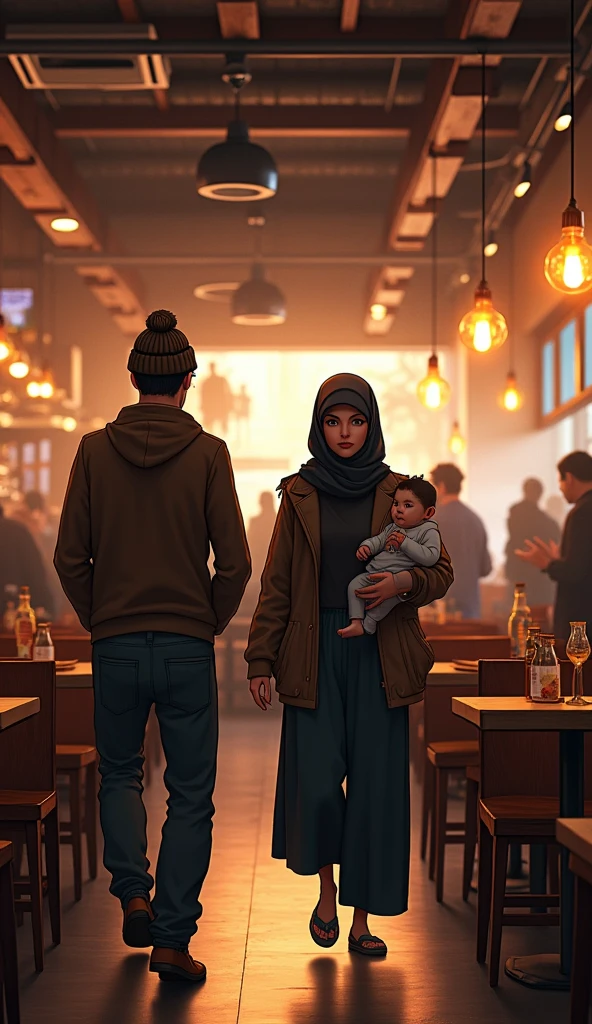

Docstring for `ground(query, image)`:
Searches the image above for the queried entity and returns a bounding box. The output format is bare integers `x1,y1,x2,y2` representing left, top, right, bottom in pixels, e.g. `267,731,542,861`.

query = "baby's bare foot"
338,620,365,638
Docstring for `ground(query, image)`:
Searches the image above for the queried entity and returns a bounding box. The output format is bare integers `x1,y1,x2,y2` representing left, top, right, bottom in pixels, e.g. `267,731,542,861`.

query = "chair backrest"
56,688,95,746
478,659,592,800
424,679,479,747
424,620,501,637
0,660,55,790
428,635,511,662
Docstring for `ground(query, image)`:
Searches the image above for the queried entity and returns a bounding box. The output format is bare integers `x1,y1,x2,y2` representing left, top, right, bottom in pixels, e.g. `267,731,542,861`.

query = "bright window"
542,340,555,416
560,319,577,404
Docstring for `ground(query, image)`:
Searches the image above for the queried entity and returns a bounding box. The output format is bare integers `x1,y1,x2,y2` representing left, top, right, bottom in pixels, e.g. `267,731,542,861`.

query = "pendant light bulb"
448,422,466,456
417,355,451,410
483,232,498,258
8,351,30,379
544,200,592,294
514,161,532,199
500,371,523,412
459,282,508,353
554,102,572,132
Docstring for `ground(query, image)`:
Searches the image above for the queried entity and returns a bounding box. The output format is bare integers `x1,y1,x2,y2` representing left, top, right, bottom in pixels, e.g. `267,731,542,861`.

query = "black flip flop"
348,931,387,957
309,903,339,948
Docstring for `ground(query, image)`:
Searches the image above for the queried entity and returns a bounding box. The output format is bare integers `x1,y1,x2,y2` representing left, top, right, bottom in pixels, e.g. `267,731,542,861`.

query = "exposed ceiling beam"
0,62,145,337
116,0,170,111
52,104,519,139
340,0,360,33
217,1,260,39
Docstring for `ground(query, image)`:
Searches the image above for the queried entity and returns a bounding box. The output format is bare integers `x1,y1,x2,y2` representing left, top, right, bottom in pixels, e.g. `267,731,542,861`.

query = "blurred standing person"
243,491,276,612
199,362,233,435
0,504,53,618
55,311,250,984
430,463,492,619
234,384,252,447
545,493,568,530
504,478,560,624
516,451,592,641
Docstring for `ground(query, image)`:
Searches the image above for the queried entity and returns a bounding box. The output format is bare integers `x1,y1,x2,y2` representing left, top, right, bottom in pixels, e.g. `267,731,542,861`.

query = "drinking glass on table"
566,621,591,706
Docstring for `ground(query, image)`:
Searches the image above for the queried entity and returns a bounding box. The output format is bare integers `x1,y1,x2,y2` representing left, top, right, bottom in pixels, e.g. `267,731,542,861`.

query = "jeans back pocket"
165,656,212,714
97,657,140,716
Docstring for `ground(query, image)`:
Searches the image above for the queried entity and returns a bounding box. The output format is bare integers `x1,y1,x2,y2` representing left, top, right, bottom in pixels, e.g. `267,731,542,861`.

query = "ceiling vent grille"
6,24,170,91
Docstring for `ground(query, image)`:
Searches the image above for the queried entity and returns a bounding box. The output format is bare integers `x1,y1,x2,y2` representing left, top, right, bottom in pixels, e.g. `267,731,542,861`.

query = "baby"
338,476,441,638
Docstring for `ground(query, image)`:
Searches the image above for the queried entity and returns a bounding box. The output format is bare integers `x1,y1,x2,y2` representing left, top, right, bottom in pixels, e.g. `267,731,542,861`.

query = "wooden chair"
0,841,20,1024
556,819,592,1024
56,746,97,902
0,661,60,973
476,659,592,987
422,676,479,902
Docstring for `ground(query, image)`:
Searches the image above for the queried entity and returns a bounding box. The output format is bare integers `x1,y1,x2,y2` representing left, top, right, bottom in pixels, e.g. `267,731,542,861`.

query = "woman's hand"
356,544,371,561
249,676,272,711
355,570,412,611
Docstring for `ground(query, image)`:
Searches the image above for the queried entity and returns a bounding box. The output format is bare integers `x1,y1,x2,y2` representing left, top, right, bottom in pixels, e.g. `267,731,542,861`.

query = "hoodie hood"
106,404,202,468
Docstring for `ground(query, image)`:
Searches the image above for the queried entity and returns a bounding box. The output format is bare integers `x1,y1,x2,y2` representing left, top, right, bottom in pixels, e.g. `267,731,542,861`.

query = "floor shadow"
149,975,208,1024
96,953,150,1024
288,954,407,1024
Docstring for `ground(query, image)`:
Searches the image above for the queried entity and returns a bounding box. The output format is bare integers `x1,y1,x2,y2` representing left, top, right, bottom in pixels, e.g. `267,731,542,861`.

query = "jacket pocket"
273,621,299,689
396,610,435,698
97,657,139,716
165,656,212,713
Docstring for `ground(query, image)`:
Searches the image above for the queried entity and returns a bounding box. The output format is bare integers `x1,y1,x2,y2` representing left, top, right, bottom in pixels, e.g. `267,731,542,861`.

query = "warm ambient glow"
50,216,80,233
458,282,508,353
554,104,572,132
26,380,41,398
459,272,471,285
8,352,30,379
0,338,13,362
544,202,592,294
483,235,498,258
501,372,524,412
370,303,388,322
416,355,451,410
62,416,77,432
448,422,466,455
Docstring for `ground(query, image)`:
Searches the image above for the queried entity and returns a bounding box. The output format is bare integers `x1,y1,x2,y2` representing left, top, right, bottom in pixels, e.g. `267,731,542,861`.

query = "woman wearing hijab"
245,374,453,954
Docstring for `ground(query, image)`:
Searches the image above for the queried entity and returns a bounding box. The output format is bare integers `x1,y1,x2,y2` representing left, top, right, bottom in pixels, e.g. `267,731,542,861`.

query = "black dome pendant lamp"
197,58,278,202
231,217,286,326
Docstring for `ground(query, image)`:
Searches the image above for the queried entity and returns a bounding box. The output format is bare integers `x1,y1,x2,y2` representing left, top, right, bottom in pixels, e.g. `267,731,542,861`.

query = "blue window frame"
585,304,592,389
542,340,555,416
559,320,577,404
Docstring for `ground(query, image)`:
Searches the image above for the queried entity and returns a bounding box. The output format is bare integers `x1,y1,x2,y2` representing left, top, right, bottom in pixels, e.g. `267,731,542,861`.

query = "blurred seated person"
516,450,592,642
504,477,560,628
0,504,54,620
430,463,492,620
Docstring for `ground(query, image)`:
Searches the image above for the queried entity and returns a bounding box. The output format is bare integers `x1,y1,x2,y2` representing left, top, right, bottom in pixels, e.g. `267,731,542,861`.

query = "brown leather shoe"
149,948,207,984
122,896,154,948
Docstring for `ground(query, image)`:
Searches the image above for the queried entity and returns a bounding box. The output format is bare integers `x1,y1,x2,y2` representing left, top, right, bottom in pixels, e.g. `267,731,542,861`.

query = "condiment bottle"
508,583,532,658
530,634,561,703
14,586,36,660
524,625,541,701
33,623,54,662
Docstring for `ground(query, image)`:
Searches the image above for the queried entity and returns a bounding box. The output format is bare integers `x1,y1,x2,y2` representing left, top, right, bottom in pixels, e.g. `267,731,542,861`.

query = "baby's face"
391,490,428,529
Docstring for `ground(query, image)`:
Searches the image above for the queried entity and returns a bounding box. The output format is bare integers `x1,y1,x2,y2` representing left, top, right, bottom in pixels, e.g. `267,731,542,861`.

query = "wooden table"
0,696,40,730
428,662,477,686
57,663,92,689
556,819,592,1023
452,696,592,991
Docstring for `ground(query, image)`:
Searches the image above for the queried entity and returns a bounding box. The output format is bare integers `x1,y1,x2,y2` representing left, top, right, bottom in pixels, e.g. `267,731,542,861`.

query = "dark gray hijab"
298,373,390,498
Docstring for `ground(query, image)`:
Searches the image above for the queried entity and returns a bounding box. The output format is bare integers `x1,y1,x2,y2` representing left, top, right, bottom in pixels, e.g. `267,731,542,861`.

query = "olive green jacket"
245,472,454,709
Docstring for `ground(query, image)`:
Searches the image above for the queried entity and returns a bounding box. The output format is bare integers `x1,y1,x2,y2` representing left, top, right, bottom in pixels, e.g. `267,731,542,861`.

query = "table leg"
505,729,585,990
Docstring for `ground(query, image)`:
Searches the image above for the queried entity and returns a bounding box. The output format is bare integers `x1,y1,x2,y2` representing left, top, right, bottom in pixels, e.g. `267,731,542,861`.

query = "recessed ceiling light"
50,216,80,233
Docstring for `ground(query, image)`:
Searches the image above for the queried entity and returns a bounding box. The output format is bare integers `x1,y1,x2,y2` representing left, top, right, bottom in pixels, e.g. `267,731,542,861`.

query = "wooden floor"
16,714,570,1024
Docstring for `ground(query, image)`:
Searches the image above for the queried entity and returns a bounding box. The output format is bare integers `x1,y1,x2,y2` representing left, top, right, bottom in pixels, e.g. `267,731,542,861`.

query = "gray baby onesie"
348,520,441,634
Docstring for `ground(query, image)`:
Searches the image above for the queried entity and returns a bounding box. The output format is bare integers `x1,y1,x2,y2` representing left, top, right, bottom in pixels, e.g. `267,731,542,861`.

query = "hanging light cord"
481,51,486,284
570,0,576,204
431,147,437,358
508,231,514,373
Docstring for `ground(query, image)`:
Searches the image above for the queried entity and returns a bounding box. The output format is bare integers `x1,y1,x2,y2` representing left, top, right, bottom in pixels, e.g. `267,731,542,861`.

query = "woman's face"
322,404,368,459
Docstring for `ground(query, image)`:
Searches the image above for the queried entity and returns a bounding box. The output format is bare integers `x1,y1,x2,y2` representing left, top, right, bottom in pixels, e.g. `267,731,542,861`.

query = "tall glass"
566,621,591,706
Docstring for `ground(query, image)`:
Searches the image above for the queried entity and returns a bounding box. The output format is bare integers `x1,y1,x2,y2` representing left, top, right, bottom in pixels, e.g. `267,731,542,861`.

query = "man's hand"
356,544,371,561
355,571,408,611
515,536,559,571
249,676,272,711
386,531,405,551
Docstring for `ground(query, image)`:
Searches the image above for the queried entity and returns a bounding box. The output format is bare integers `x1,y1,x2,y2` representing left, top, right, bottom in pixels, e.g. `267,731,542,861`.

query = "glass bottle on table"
508,583,532,658
524,625,541,701
530,634,562,703
565,621,591,706
2,583,18,632
14,586,36,659
33,623,54,662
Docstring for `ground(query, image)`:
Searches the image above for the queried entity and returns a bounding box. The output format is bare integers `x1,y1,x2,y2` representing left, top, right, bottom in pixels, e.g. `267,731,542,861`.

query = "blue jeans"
92,631,218,949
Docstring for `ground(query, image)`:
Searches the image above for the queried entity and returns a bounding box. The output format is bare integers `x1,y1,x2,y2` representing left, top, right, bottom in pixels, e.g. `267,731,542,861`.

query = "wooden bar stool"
0,661,60,973
0,840,20,1024
427,739,480,902
56,745,97,902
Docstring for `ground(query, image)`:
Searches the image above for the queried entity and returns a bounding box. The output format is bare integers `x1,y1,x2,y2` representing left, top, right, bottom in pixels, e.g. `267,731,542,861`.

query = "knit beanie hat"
128,310,197,376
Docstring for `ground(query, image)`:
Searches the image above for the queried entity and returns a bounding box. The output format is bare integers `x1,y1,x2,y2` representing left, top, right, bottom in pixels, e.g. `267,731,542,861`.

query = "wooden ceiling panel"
217,1,261,39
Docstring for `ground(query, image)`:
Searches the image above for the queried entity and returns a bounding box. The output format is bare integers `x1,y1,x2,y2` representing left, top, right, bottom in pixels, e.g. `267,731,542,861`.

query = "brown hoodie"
54,403,251,642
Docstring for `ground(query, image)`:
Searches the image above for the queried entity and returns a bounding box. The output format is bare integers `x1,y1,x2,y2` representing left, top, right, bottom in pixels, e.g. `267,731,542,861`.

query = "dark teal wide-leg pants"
272,609,410,917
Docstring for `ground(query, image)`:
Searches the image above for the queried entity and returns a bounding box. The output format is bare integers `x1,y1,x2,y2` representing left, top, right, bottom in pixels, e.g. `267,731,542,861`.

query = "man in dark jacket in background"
516,451,592,641
0,505,54,618
505,477,560,615
54,310,251,984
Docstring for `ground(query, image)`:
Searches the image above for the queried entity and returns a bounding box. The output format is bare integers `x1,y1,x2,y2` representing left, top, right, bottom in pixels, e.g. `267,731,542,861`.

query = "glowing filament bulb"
500,372,523,412
563,247,585,289
458,282,507,353
544,202,592,295
417,355,451,410
473,318,493,353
